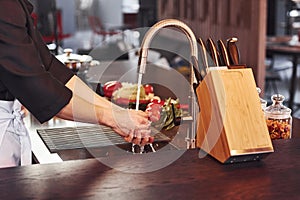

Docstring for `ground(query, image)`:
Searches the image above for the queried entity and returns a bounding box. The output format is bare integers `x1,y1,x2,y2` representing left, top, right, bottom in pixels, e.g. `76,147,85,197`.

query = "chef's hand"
109,108,154,146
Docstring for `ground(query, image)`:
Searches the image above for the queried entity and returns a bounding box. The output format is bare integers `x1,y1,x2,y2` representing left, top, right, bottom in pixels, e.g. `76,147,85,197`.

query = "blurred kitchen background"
29,0,300,117
30,0,157,50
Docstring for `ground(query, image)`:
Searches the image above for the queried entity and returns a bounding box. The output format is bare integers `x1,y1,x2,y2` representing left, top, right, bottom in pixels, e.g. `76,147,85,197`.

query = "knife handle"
227,37,240,65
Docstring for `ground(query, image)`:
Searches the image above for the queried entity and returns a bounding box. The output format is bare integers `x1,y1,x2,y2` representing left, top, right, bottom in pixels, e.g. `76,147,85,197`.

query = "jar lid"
264,94,291,119
256,87,267,109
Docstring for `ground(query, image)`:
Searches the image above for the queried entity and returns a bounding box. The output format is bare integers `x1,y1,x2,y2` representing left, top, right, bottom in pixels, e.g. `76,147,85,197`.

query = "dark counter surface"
0,138,300,200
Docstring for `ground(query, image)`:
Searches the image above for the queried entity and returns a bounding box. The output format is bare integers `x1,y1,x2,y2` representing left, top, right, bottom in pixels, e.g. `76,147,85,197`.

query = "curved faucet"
137,19,199,149
138,19,198,75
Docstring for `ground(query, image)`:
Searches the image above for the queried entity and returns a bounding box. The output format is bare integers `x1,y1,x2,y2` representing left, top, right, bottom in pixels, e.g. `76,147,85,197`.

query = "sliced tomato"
150,98,165,106
103,81,122,98
143,84,154,95
146,102,162,111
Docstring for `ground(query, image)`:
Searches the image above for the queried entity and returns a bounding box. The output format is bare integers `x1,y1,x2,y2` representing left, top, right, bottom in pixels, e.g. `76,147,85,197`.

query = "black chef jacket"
0,0,74,123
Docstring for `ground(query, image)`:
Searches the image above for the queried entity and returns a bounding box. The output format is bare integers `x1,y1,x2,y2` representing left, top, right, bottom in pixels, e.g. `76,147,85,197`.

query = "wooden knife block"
196,68,274,163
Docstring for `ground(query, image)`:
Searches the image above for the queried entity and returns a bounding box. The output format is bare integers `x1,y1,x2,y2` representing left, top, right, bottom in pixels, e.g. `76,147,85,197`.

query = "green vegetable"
152,98,182,131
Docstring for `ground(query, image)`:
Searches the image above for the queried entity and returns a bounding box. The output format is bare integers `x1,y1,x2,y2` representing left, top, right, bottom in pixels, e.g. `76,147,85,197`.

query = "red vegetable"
103,81,122,98
114,98,149,105
177,104,189,110
143,84,154,95
150,98,164,106
146,102,162,122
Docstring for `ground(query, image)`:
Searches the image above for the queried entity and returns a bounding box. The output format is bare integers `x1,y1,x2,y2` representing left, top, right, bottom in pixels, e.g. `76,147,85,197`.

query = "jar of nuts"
264,94,292,140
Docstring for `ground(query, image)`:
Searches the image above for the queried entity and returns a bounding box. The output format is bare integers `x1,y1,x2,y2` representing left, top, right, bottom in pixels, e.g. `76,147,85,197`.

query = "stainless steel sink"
37,125,180,161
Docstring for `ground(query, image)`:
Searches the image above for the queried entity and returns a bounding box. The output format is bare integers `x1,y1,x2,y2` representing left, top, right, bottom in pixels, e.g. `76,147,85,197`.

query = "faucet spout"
137,19,200,149
138,19,198,75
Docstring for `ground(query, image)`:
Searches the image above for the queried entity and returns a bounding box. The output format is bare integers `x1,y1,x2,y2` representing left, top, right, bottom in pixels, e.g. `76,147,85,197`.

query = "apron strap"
0,100,31,166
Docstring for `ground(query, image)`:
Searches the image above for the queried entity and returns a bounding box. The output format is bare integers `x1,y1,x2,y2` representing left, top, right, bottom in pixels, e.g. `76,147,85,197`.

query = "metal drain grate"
37,125,170,153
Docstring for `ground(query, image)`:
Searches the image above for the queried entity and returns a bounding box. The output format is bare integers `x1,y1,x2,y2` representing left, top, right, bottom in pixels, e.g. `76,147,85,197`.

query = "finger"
138,128,152,145
131,117,151,130
140,128,152,138
140,136,150,146
141,134,155,145
130,110,150,124
124,129,134,143
132,131,142,145
136,110,149,117
137,117,151,125
134,124,151,132
128,109,147,118
149,136,155,143
137,130,151,145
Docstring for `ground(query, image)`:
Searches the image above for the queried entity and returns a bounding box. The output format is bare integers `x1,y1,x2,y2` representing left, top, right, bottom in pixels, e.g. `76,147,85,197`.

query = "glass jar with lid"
264,94,292,140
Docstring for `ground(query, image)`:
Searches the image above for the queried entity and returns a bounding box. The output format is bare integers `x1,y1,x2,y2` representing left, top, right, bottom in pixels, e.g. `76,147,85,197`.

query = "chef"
0,0,153,168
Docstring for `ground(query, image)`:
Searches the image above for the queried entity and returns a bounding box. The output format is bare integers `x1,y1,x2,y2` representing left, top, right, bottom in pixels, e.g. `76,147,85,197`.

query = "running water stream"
135,73,143,111
131,73,156,153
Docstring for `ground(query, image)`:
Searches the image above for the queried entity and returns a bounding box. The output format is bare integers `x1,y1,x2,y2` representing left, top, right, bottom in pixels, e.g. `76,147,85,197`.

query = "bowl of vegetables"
101,81,186,130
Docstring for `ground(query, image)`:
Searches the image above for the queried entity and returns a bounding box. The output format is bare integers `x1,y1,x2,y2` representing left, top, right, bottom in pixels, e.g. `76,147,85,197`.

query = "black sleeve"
0,0,74,123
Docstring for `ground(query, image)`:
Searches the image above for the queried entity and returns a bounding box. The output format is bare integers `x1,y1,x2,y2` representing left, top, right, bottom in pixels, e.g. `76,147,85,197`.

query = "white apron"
0,100,31,168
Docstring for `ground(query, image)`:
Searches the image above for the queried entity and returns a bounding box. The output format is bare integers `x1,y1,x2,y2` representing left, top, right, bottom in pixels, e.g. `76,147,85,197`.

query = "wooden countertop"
0,139,300,200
